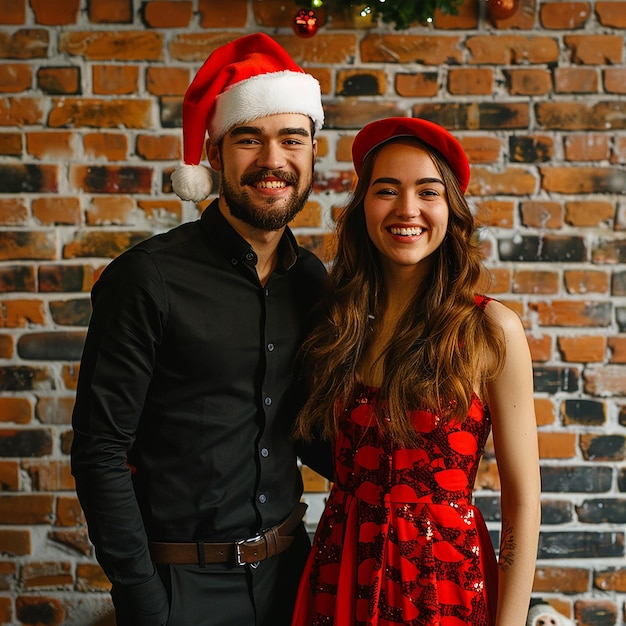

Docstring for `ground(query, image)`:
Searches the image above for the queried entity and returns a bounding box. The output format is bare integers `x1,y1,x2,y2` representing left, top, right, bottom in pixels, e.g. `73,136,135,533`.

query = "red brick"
93,64,139,95
604,68,626,94
56,495,84,527
83,132,128,160
86,196,136,226
143,1,193,28
467,167,536,196
505,68,552,96
145,66,190,96
0,334,13,358
0,97,43,126
513,270,559,294
595,1,626,27
527,334,553,362
59,31,163,61
0,460,19,490
563,134,609,161
539,432,577,459
200,0,247,27
466,35,559,65
535,397,556,426
21,562,73,589
16,596,64,625
533,566,590,593
483,268,511,294
88,0,132,23
448,68,493,95
555,67,599,93
540,2,591,29
608,337,626,364
0,529,31,556
395,73,439,98
0,131,21,155
136,134,181,161
76,563,111,591
564,270,609,295
337,69,386,96
584,366,626,396
35,397,75,426
37,66,80,95
540,166,624,194
0,198,28,225
474,200,514,228
32,197,82,226
48,98,153,129
564,35,623,65
0,494,54,524
461,135,501,163
433,0,479,29
26,131,75,160
0,300,46,327
137,199,183,222
558,336,606,363
532,300,610,327
30,0,80,25
520,201,563,228
0,0,25,24
0,29,49,59
360,34,462,65
0,63,31,92
48,528,92,556
0,397,31,424
22,460,74,491
565,201,614,227
594,568,626,592
0,231,56,261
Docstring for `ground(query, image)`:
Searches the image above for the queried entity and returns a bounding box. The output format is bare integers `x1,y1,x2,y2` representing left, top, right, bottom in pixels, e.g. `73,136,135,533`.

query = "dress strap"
474,294,492,311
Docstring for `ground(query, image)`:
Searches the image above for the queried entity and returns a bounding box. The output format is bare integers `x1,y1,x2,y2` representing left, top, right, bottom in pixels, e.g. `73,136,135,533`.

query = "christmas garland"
297,0,462,30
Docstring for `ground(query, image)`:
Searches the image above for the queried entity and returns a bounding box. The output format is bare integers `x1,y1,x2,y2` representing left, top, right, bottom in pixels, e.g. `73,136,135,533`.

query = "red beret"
351,117,470,192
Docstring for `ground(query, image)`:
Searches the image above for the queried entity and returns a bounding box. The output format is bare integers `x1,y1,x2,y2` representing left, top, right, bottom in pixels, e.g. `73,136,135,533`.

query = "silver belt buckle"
235,533,263,568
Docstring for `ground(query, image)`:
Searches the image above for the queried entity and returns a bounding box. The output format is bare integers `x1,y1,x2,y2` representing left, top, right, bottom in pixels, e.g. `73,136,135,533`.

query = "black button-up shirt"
71,200,328,585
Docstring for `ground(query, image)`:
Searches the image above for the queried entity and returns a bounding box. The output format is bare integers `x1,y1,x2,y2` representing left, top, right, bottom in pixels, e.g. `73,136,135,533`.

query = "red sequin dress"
292,385,498,625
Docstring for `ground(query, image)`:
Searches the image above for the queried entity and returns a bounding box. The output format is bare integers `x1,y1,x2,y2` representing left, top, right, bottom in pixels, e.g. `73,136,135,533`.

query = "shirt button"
267,343,274,352
245,252,256,262
261,448,269,458
258,493,267,504
264,397,272,406
231,259,238,265
265,288,269,296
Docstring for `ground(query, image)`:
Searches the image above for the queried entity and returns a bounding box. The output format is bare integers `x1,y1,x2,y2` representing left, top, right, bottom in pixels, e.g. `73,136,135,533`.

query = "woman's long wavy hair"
294,137,506,446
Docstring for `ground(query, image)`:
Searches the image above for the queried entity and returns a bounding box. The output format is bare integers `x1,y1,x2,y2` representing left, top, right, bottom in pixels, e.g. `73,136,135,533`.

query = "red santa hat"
171,33,324,203
351,117,470,192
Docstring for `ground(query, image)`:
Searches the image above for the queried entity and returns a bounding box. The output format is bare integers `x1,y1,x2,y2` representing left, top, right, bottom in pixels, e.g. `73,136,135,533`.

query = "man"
71,33,330,626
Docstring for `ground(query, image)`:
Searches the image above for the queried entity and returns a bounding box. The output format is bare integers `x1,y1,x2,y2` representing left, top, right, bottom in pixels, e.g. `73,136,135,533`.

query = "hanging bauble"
486,0,519,20
293,9,319,38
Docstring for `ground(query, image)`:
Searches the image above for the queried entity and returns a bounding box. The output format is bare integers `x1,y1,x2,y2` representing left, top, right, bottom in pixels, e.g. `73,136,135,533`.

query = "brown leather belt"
149,502,307,567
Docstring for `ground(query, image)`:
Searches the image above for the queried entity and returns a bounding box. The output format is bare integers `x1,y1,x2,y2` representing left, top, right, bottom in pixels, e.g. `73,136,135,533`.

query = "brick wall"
1,0,625,624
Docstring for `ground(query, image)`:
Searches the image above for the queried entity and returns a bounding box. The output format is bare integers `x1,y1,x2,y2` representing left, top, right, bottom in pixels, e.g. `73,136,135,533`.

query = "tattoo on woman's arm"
498,519,515,571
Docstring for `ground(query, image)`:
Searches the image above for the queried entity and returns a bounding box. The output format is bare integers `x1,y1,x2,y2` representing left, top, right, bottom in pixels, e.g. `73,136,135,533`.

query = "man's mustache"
241,170,298,186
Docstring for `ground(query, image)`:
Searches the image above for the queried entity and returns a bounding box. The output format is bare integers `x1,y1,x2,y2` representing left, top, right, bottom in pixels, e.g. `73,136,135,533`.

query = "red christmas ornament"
486,0,519,20
293,9,319,38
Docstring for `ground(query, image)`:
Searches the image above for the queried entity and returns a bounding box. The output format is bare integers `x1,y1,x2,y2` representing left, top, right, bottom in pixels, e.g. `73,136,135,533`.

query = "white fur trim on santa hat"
171,162,213,203
527,604,577,626
209,70,324,142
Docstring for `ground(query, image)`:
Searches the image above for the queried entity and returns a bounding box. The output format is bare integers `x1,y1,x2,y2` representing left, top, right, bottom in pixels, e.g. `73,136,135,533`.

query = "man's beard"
222,169,313,232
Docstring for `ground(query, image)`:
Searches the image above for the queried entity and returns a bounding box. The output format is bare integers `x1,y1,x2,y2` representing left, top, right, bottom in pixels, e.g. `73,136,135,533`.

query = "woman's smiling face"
364,139,450,278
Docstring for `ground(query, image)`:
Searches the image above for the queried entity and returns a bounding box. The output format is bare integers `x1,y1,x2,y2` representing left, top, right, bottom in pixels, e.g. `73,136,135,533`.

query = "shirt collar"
200,200,298,273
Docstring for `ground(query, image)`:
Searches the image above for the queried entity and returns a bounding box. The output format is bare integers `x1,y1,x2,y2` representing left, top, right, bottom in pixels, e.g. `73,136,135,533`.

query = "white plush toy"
527,604,577,626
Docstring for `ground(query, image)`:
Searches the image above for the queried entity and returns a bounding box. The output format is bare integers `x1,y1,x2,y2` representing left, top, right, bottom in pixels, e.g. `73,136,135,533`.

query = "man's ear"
207,141,222,171
313,139,318,161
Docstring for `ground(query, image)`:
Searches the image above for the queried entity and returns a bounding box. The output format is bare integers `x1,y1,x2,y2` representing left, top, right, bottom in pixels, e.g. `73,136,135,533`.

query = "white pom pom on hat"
171,33,325,203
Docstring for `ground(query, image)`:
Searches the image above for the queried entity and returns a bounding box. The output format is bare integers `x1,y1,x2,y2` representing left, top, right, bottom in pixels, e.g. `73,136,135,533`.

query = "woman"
292,117,540,626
